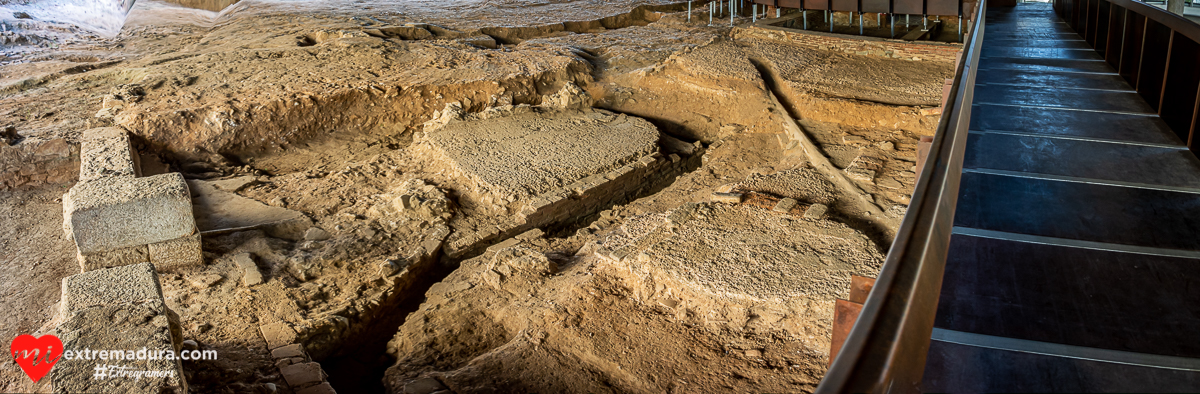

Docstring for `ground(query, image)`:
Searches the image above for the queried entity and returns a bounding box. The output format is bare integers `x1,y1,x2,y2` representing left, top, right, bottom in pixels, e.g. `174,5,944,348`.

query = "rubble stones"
235,253,263,286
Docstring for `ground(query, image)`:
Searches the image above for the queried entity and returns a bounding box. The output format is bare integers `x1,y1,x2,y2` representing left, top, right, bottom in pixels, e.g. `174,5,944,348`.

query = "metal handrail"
1108,0,1200,41
813,0,984,392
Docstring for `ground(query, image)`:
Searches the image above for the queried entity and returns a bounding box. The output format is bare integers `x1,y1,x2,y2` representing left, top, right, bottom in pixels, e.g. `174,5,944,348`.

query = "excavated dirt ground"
0,0,954,392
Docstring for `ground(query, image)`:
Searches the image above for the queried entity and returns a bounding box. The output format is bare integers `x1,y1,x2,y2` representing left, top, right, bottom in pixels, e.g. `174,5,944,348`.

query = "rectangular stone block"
64,173,196,254
61,262,164,316
52,301,186,394
78,244,150,272
149,231,203,270
280,362,326,388
79,127,140,182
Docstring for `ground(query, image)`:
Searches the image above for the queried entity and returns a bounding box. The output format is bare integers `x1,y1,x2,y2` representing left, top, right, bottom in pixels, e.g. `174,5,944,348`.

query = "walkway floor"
921,3,1200,391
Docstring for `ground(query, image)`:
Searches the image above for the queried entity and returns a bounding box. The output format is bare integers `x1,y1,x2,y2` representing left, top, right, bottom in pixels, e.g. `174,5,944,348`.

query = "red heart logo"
10,334,63,382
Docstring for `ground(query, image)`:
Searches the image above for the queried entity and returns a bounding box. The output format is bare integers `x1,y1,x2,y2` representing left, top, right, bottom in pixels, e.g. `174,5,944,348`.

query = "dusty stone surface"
78,127,139,182
50,263,186,394
0,0,955,391
60,262,164,316
63,173,196,254
419,108,659,199
188,177,310,234
51,301,187,394
77,243,151,271
148,231,204,270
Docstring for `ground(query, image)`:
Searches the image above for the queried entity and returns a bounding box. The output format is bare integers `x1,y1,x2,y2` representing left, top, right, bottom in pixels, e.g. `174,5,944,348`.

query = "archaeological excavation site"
0,0,979,391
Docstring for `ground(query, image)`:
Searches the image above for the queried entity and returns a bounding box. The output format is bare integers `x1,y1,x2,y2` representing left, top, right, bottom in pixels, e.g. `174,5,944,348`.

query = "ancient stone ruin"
0,1,957,392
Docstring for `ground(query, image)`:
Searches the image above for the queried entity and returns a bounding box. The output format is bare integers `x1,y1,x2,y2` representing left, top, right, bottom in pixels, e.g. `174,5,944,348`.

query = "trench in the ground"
200,68,713,391
747,56,897,252
311,129,705,393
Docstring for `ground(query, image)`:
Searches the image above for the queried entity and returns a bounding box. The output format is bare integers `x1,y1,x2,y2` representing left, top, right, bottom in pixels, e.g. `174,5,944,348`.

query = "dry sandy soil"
0,0,954,392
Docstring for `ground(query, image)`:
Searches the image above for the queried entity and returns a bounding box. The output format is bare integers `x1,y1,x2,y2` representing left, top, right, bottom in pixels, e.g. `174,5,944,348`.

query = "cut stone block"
78,127,140,182
149,231,203,270
61,262,164,316
77,244,150,272
235,253,263,286
64,173,196,254
260,322,297,350
51,301,186,394
297,382,337,394
280,362,326,388
420,109,658,199
271,344,306,359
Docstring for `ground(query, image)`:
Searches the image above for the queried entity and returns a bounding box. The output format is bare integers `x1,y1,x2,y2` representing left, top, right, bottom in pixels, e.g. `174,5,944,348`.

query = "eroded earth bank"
0,0,954,392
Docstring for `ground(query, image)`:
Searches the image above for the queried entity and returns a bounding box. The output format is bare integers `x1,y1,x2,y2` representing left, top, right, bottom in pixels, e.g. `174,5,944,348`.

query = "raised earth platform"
415,105,699,258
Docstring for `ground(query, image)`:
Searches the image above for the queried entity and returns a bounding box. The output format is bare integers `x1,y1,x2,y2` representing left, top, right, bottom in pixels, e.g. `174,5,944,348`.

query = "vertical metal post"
731,1,735,25
877,13,881,27
753,3,757,22
777,6,781,18
923,14,927,29
831,11,835,32
859,12,863,35
958,16,962,40
689,1,692,22
906,13,910,26
891,14,895,37
710,1,713,25
804,9,808,29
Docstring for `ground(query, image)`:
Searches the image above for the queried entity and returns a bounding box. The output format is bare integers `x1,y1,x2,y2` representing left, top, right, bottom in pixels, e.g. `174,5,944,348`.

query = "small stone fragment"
804,203,828,219
879,141,894,150
280,362,326,388
259,322,297,350
773,198,798,213
711,192,743,204
234,253,263,286
271,343,305,359
188,273,222,289
303,227,331,241
404,377,449,394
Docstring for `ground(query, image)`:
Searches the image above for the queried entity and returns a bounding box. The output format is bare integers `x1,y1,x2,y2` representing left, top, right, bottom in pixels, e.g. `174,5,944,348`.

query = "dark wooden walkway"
921,3,1200,391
